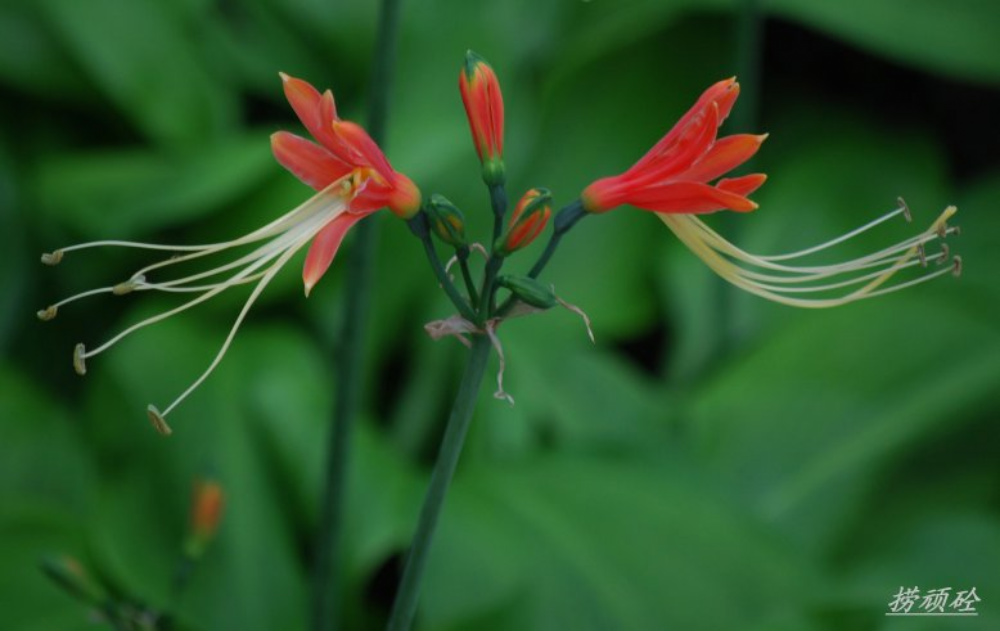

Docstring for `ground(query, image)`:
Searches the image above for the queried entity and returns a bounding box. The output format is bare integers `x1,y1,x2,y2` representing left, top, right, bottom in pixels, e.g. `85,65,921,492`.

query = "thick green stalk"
385,335,492,631
311,0,404,629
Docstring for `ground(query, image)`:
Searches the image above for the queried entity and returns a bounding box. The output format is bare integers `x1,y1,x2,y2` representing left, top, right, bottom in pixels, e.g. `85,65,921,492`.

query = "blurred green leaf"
0,2,89,97
0,365,95,631
38,0,237,146
770,0,1000,84
422,455,817,631
33,133,276,237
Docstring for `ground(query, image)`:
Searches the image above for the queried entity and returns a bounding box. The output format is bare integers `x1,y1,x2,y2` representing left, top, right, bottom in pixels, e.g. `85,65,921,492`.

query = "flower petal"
681,133,767,183
625,180,758,214
331,120,395,182
271,132,353,191
717,173,767,196
302,213,365,296
627,102,719,186
279,73,340,151
632,78,737,171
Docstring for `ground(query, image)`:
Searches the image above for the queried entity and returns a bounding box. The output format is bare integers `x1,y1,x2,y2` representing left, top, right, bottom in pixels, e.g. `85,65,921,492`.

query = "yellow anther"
41,250,64,266
73,344,87,376
37,306,58,321
146,405,173,436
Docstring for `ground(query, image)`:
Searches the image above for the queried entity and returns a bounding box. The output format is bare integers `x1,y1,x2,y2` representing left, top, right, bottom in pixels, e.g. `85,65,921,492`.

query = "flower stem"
311,0,403,629
385,335,492,631
409,213,477,321
489,183,508,242
457,247,479,305
527,199,586,279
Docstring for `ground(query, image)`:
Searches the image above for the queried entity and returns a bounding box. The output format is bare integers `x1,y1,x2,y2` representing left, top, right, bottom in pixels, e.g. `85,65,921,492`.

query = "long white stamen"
40,182,346,265
755,204,908,261
155,232,310,420
659,203,960,309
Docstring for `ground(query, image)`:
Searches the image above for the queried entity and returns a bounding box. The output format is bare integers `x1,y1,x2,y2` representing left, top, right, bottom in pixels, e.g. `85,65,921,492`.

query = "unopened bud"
498,275,557,309
426,195,467,247
495,188,552,255
41,555,105,604
459,50,505,185
185,478,224,559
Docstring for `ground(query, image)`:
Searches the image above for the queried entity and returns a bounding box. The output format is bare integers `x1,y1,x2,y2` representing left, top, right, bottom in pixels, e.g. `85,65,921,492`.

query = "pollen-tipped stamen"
151,235,305,422
73,343,87,375
659,203,961,308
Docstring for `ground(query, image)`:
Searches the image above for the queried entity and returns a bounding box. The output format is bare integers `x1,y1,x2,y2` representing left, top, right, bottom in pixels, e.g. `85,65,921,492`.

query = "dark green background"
2,0,998,629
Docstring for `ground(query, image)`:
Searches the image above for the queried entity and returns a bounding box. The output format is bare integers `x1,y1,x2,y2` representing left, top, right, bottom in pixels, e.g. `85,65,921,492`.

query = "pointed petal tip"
303,283,313,298
279,71,290,82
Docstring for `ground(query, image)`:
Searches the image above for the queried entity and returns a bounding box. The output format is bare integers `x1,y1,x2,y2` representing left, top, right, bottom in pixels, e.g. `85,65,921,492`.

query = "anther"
112,275,145,295
37,306,58,321
916,243,927,267
73,344,87,376
952,225,962,237
41,250,64,266
897,197,912,222
952,256,963,278
937,243,950,264
146,405,173,436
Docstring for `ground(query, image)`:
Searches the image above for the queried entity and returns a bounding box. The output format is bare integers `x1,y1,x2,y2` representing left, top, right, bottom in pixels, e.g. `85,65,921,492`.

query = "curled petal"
626,181,758,214
303,213,364,296
717,173,767,197
271,132,353,191
633,78,738,171
626,103,719,186
331,121,395,182
279,73,340,150
682,133,767,184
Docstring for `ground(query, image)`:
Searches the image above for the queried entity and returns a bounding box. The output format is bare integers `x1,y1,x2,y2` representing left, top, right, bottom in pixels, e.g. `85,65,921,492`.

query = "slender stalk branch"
489,183,508,242
311,0,403,629
385,335,492,631
409,213,477,321
456,247,479,305
528,199,586,279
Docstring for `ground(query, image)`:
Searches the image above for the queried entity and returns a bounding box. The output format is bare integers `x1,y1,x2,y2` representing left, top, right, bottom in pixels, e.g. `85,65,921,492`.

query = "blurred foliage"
1,0,999,630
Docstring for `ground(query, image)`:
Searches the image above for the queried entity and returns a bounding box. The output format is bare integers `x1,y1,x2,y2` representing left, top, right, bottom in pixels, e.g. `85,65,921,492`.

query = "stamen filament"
659,203,960,309
156,232,309,419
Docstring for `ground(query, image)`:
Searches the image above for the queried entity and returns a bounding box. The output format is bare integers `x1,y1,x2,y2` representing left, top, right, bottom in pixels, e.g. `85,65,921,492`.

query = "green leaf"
422,455,818,631
33,133,277,237
770,0,1000,84
38,0,236,146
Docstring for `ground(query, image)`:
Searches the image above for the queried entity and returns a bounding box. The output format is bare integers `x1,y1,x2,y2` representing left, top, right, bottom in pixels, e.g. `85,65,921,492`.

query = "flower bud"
459,50,505,185
41,556,105,604
425,194,468,247
184,477,224,559
497,275,557,309
496,188,552,256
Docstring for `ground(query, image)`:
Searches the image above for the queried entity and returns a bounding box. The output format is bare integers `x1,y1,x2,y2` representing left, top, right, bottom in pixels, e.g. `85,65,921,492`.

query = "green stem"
311,0,403,629
489,183,508,242
457,247,479,305
385,335,492,631
409,214,477,321
477,255,503,320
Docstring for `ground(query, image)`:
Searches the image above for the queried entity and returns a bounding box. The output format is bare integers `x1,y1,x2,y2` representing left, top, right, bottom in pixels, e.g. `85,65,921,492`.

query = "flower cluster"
39,51,962,429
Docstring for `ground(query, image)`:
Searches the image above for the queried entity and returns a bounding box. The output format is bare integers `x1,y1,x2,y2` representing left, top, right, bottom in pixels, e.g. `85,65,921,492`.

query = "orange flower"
496,188,551,255
581,78,767,215
459,51,505,185
186,478,224,558
272,73,421,293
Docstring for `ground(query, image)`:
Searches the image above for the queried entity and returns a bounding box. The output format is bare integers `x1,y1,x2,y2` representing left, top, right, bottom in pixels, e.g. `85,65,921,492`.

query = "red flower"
581,77,767,215
459,51,505,185
271,73,421,293
496,188,551,255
